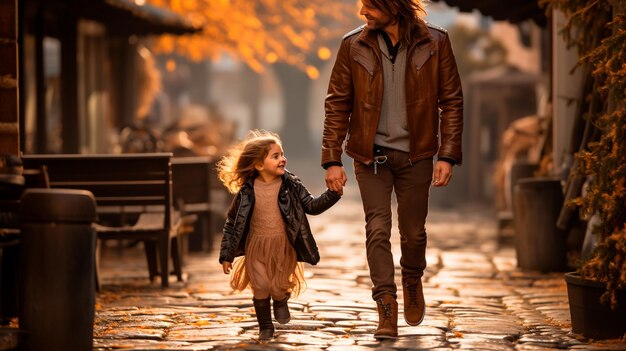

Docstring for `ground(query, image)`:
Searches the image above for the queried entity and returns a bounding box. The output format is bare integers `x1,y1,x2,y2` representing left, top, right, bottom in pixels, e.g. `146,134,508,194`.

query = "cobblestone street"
94,194,626,351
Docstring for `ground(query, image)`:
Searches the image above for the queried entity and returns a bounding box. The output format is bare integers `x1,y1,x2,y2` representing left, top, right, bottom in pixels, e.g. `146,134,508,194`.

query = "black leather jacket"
219,171,341,265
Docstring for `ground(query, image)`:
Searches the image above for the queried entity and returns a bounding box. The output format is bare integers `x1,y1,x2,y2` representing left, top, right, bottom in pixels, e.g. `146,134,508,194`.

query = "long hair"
367,0,426,45
216,130,282,194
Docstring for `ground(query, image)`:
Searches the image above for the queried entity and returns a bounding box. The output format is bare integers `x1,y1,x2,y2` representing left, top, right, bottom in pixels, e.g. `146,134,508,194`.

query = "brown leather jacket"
322,21,463,166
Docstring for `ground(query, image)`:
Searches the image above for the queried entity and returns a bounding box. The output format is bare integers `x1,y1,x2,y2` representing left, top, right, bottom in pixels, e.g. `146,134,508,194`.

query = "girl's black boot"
273,293,291,324
253,297,274,340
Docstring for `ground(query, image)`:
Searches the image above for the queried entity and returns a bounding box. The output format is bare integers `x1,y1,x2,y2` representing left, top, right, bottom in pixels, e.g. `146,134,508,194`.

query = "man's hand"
433,160,453,187
222,261,232,274
325,165,347,193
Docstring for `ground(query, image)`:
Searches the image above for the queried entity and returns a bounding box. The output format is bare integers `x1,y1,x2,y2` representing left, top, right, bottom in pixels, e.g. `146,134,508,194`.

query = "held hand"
222,261,232,274
433,161,453,187
325,165,347,193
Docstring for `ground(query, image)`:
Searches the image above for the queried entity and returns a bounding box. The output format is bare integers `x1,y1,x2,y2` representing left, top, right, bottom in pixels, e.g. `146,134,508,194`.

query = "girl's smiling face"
255,142,287,181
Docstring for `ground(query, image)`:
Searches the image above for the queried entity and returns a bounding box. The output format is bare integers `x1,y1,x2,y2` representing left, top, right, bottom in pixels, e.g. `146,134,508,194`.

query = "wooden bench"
22,153,182,288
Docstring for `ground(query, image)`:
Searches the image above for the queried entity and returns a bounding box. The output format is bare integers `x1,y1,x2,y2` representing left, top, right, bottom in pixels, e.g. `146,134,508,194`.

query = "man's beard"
365,15,394,30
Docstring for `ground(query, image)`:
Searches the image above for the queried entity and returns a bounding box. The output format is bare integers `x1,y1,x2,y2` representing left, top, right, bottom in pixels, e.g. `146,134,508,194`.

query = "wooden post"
60,13,79,153
0,0,19,155
552,10,584,172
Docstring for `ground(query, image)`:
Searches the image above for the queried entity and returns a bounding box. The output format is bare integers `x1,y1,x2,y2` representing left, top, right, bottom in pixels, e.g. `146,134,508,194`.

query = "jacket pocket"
362,101,380,112
359,101,381,125
353,53,376,77
412,44,437,71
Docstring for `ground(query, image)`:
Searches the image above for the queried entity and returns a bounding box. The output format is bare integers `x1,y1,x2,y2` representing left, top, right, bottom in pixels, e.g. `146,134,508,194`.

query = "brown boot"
402,276,425,326
374,294,398,339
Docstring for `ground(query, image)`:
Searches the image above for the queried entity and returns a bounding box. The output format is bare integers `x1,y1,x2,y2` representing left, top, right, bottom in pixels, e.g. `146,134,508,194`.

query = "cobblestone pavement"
94,195,626,351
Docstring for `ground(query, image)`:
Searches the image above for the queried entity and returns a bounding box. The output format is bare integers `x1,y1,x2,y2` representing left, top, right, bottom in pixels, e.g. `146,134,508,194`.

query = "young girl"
217,130,341,340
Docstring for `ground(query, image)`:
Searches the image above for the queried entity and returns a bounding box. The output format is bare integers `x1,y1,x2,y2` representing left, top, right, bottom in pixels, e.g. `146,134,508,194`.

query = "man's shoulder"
342,25,366,40
425,21,447,34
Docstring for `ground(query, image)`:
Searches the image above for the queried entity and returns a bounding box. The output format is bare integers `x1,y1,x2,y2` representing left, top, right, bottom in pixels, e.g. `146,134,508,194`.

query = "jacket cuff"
322,161,343,170
437,157,457,166
328,189,343,199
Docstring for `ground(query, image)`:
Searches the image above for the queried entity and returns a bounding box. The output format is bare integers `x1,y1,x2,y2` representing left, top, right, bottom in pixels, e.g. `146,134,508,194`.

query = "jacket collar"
356,19,433,50
243,177,254,190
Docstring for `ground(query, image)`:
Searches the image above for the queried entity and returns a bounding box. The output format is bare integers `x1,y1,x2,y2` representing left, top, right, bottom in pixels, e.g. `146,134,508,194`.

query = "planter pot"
565,272,626,339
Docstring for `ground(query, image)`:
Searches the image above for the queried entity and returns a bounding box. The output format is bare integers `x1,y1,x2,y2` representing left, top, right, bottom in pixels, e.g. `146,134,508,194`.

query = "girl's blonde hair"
216,129,282,194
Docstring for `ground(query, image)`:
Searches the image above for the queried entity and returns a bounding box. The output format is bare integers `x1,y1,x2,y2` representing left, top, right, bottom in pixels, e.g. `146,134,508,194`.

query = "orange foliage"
147,0,359,74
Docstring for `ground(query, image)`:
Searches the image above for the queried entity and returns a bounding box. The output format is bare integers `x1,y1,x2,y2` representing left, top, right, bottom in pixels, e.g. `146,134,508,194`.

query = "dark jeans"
354,149,433,300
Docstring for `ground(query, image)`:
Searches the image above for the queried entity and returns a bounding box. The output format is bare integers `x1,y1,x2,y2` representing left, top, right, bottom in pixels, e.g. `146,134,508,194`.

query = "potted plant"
550,0,626,339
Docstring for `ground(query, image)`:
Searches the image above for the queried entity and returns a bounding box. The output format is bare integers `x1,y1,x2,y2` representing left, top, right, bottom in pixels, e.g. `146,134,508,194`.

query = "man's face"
359,0,394,30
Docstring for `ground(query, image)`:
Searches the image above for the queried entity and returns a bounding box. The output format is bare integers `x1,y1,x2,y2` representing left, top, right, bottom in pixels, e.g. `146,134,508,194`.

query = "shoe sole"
404,308,425,326
374,334,398,340
258,330,274,340
276,318,290,324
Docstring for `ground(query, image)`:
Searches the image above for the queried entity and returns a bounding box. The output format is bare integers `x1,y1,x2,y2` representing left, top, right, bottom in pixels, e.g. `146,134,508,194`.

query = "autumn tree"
147,0,360,154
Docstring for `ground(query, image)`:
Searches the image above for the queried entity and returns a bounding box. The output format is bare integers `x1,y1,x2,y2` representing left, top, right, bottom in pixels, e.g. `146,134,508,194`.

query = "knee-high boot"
253,297,274,340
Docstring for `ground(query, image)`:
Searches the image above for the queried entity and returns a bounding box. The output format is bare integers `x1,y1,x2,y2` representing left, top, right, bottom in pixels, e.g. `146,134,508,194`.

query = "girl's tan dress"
230,177,304,299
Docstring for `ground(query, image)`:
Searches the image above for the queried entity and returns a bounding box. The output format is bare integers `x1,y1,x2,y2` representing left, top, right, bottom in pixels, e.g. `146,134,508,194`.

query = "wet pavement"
89,194,625,350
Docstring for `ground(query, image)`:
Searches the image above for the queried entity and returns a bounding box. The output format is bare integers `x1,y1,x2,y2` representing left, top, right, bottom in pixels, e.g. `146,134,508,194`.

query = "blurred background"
14,0,550,208
4,2,625,345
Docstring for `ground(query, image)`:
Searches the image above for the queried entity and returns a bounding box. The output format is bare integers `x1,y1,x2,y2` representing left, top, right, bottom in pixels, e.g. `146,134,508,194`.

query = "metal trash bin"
18,188,97,351
513,178,567,272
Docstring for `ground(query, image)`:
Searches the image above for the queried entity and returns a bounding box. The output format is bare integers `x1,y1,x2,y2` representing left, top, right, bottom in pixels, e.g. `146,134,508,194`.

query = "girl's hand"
222,261,232,274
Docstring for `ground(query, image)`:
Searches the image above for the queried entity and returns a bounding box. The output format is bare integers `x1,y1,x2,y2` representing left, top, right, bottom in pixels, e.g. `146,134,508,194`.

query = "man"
322,0,463,339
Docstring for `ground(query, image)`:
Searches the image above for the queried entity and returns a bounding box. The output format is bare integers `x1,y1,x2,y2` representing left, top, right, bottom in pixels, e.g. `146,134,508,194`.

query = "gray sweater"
374,33,410,152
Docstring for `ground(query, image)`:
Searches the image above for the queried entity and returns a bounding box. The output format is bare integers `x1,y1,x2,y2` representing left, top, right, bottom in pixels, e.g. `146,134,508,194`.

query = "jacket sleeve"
219,192,240,264
437,32,464,165
322,37,354,167
292,179,341,215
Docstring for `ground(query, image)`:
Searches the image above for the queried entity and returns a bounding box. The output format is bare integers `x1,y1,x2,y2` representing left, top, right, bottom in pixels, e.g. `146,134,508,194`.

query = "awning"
431,0,548,27
79,0,201,36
